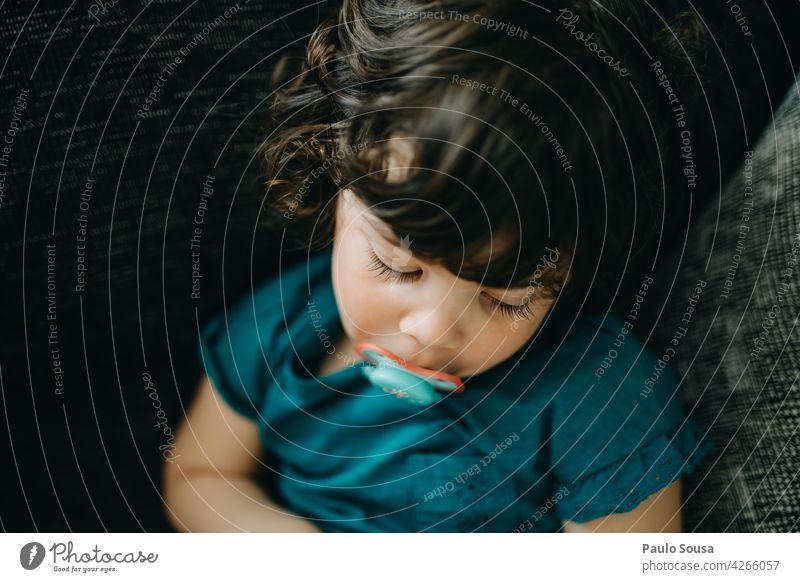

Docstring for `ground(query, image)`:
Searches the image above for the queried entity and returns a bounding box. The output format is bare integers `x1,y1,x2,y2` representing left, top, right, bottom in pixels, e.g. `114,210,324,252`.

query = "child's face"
330,189,555,379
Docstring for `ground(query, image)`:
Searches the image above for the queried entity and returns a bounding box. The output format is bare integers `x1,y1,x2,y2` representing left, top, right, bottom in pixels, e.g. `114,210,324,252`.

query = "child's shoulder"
251,249,333,316
196,249,334,420
541,311,713,523
550,310,671,395
201,251,335,372
219,248,333,331
535,309,684,443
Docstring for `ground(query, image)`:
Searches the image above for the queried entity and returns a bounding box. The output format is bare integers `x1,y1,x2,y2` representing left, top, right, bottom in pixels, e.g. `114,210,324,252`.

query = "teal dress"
198,248,713,532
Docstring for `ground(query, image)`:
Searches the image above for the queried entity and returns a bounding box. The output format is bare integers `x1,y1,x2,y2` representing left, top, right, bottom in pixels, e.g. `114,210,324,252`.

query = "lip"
408,358,460,377
403,354,441,369
365,342,458,376
356,341,467,393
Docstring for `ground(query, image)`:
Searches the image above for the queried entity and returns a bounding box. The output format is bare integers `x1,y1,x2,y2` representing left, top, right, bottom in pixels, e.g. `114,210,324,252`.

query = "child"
164,0,714,532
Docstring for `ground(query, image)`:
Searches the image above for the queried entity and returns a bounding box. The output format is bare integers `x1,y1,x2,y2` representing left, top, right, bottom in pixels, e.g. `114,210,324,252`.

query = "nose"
399,302,464,351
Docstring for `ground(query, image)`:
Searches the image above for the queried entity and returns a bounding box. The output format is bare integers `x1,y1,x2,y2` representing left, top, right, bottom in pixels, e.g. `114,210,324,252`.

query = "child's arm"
162,373,321,532
561,479,683,533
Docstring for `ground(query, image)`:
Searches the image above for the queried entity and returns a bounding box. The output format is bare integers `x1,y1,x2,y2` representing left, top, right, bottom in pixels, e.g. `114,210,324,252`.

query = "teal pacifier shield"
361,362,441,406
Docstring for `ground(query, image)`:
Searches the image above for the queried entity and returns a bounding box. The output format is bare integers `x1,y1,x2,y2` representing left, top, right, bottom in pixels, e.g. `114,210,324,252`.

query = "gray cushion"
650,71,800,532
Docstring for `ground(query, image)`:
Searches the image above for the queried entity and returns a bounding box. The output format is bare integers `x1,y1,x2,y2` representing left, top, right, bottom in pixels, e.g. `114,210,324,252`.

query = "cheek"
461,318,539,373
332,239,392,337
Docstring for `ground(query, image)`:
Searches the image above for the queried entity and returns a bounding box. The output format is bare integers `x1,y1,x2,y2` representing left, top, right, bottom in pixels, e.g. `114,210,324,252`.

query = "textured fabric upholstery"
646,73,800,532
1,1,798,531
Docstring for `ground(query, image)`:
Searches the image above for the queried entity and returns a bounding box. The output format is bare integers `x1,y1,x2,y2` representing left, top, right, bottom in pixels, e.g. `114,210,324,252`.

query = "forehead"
338,189,400,244
341,187,516,249
338,136,414,238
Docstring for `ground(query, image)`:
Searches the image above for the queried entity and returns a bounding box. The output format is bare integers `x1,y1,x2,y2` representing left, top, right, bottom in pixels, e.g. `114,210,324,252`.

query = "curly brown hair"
257,0,709,313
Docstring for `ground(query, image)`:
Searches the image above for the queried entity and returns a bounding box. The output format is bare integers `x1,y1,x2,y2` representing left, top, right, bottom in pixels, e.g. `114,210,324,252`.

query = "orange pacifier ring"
354,342,465,406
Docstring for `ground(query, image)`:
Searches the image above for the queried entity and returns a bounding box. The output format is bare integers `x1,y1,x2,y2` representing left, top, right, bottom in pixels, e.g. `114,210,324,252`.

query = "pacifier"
354,342,465,406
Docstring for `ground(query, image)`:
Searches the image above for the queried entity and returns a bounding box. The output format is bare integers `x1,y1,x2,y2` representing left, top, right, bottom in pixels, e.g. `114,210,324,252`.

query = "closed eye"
480,293,535,321
366,249,422,284
367,248,535,321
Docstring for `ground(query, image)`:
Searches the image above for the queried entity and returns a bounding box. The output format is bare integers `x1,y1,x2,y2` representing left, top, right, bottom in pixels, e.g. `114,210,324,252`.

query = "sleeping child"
164,0,714,532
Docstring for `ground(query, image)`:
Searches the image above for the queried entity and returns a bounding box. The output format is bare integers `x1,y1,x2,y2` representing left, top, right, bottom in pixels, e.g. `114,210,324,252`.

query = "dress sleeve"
547,323,714,524
197,288,274,422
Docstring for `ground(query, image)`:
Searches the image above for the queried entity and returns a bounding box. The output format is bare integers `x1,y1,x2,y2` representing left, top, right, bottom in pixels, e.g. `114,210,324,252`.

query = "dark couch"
646,68,800,532
1,1,798,531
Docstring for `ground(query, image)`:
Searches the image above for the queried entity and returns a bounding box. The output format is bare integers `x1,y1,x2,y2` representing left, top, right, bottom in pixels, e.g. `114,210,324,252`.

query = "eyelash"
483,295,535,321
366,249,421,284
366,249,534,321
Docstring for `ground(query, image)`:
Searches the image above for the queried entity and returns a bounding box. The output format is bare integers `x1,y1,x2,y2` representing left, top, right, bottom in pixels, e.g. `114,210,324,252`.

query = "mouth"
404,354,441,369
408,358,461,378
361,341,461,377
